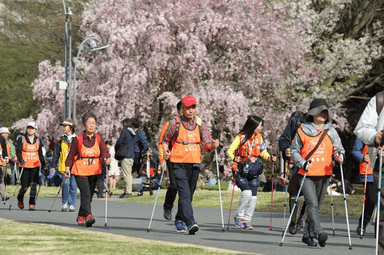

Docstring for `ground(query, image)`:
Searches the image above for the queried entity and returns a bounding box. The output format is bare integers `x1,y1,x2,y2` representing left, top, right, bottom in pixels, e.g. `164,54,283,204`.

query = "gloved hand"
303,160,312,171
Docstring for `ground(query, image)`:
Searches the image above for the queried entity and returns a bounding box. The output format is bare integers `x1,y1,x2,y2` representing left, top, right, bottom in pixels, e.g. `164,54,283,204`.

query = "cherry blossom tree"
14,0,317,165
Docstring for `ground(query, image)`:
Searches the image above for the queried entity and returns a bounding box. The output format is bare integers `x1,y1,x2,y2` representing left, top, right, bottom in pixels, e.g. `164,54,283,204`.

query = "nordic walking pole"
105,165,109,227
48,179,64,212
339,162,352,250
215,148,225,231
226,177,236,230
147,166,166,233
376,147,383,255
10,166,24,210
360,164,369,239
330,178,335,236
270,159,275,231
280,171,307,246
280,154,288,233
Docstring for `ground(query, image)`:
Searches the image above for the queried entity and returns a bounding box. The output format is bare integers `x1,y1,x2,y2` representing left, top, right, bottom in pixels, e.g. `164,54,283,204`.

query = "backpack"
376,91,384,116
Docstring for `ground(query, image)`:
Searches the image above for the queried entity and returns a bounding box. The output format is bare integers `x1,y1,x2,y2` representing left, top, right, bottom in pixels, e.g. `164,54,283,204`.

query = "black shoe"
318,232,328,247
302,236,317,246
289,222,297,235
119,192,132,198
188,223,199,235
356,225,366,237
163,207,172,221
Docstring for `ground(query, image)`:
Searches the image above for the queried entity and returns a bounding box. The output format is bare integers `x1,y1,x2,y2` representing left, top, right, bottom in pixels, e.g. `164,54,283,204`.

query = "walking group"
0,94,383,252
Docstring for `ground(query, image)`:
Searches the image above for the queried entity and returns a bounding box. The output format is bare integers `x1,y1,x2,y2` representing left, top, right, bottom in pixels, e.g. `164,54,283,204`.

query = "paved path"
0,197,375,255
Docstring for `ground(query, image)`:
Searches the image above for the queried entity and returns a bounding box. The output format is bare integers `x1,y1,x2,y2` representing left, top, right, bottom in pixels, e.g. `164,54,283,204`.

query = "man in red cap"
162,95,219,234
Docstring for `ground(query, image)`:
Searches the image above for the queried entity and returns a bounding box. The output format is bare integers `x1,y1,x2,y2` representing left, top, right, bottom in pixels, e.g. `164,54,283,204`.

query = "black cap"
308,99,333,118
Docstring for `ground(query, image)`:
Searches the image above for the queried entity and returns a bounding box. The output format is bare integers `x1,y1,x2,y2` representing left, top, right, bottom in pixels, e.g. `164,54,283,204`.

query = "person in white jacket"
354,93,384,254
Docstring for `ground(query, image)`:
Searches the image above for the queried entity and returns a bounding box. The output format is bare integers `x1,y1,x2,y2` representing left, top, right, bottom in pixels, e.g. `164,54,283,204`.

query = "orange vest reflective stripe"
359,145,373,176
71,134,102,176
170,116,201,164
20,138,40,168
297,128,333,176
234,133,262,162
158,121,170,162
1,139,10,167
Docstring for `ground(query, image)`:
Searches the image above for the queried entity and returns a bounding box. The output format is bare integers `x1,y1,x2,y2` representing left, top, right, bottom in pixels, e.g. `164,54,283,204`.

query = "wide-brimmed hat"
27,122,37,129
60,119,76,128
308,99,333,118
0,127,10,134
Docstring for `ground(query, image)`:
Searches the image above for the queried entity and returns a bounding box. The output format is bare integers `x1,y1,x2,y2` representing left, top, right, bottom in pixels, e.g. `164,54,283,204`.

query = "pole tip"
8,205,11,210
279,243,283,247
222,228,225,232
48,210,51,213
104,223,107,227
349,246,352,250
147,229,150,233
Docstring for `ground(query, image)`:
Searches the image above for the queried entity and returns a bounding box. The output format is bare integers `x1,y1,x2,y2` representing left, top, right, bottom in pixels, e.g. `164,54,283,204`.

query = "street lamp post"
72,37,110,122
61,0,72,120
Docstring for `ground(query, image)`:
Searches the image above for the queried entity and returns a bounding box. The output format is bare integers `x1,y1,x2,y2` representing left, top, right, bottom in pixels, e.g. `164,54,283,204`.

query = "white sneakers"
62,203,75,212
61,203,68,212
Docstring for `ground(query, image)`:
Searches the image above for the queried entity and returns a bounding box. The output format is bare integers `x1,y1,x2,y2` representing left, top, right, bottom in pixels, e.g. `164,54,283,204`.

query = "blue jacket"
278,114,305,161
116,127,136,159
134,129,148,158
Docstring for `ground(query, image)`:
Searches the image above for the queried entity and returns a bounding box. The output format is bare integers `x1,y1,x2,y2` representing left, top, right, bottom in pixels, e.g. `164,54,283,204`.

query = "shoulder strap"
304,129,329,161
195,116,202,126
77,134,83,152
94,133,101,146
376,91,384,116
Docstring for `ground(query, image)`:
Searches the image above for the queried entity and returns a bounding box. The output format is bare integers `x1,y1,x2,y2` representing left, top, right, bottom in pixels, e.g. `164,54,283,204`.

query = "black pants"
164,160,177,210
359,182,377,227
17,167,39,205
75,175,99,217
173,163,200,226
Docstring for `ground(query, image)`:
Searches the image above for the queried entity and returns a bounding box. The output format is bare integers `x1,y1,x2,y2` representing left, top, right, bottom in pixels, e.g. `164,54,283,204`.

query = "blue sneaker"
188,223,199,235
234,217,245,229
174,220,185,233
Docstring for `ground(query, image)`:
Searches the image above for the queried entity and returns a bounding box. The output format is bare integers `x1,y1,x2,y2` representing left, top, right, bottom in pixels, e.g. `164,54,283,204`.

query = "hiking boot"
289,221,297,235
77,216,86,226
29,204,35,211
69,205,75,212
188,223,199,235
234,217,245,229
61,203,68,212
244,221,254,230
302,236,317,246
318,232,328,247
174,220,186,233
163,207,172,221
17,201,24,209
119,192,132,198
85,214,95,227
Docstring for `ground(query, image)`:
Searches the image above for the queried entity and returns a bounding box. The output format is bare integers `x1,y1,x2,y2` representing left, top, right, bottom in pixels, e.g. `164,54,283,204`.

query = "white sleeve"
354,97,379,146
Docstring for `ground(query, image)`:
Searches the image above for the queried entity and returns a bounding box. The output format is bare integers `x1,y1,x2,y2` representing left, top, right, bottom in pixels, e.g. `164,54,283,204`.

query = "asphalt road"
0,196,376,255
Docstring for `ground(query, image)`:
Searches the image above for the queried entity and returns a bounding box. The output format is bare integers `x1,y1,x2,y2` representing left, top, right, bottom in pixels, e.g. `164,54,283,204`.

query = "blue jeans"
298,175,330,238
62,174,77,206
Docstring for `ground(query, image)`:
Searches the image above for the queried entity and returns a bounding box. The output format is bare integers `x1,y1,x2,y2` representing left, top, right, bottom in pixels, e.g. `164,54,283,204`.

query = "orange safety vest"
234,133,262,162
71,133,102,176
297,128,333,176
158,120,170,162
169,116,201,164
0,139,10,167
359,145,373,176
19,137,40,168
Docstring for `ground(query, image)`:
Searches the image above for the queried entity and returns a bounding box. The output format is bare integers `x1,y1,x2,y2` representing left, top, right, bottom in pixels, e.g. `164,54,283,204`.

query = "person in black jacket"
16,122,45,211
116,118,136,198
278,111,306,234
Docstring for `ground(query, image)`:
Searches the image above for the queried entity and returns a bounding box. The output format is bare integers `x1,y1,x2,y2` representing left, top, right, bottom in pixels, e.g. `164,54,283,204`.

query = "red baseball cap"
181,95,197,107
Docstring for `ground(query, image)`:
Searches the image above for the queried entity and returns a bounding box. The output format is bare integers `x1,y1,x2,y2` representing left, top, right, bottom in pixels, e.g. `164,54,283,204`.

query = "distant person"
132,118,148,175
16,122,45,211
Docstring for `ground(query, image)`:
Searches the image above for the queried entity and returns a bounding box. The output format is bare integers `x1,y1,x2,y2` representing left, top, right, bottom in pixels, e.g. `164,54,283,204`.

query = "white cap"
27,122,37,129
0,127,10,134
